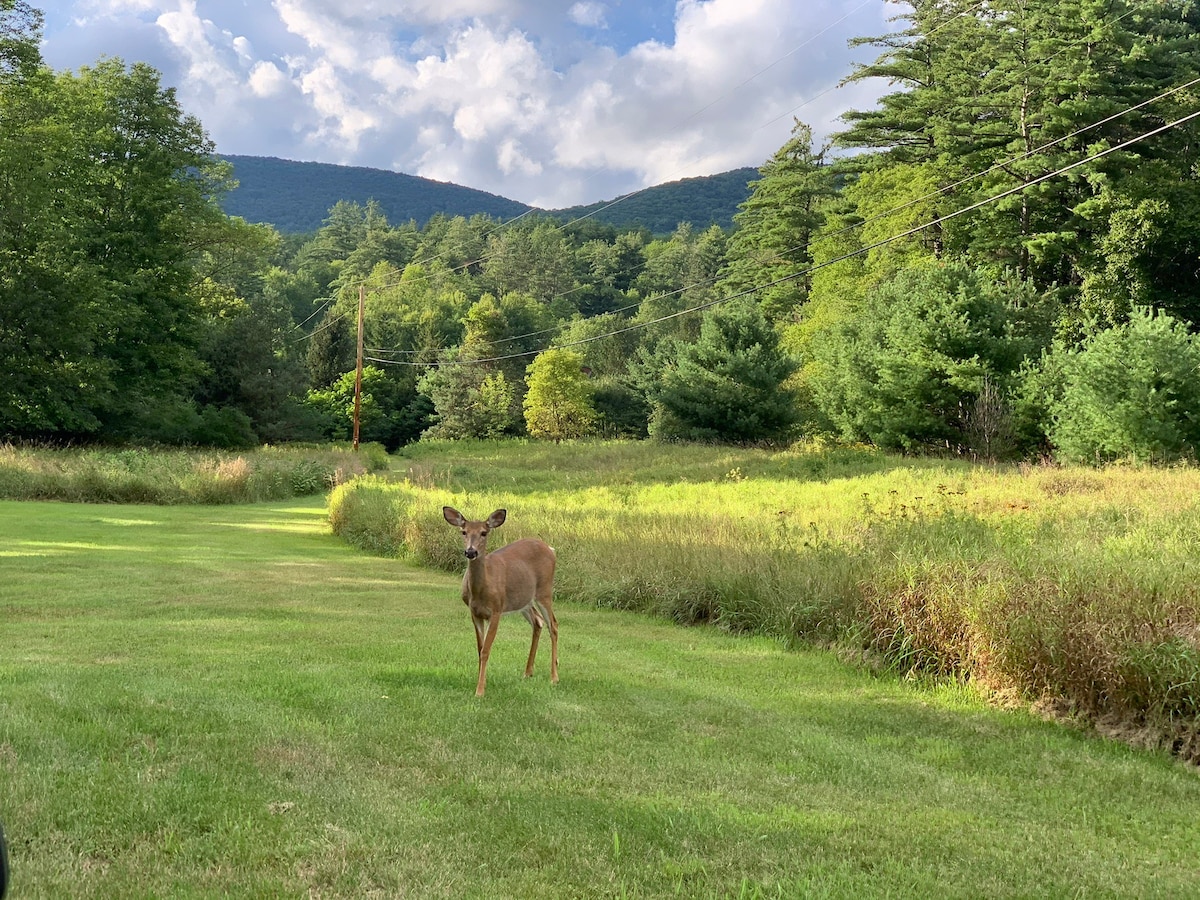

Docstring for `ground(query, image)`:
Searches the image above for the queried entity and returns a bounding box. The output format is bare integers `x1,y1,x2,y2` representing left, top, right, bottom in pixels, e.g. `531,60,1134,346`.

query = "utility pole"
353,284,365,450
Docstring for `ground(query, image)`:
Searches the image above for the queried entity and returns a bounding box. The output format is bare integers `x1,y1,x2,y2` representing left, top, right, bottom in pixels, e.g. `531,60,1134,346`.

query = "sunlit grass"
332,439,1200,759
0,443,389,504
3,499,1200,897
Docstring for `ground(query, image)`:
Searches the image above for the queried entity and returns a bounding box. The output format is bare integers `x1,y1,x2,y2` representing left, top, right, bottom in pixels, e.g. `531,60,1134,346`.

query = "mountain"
219,155,756,235
548,168,756,233
219,155,531,234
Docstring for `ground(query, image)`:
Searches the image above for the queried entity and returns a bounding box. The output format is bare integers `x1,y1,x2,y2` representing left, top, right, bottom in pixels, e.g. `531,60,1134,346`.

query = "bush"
1049,307,1200,463
122,401,259,449
592,380,650,438
806,263,1052,455
648,298,797,442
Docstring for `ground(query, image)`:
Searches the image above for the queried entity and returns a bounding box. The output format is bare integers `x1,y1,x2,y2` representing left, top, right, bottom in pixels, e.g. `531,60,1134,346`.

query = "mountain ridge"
219,154,756,235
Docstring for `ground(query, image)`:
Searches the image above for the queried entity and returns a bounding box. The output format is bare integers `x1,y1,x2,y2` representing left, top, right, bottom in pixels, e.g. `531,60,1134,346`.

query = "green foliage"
304,366,428,450
132,402,259,450
806,263,1052,455
648,299,797,442
835,0,1200,321
11,0,1200,461
0,0,40,79
591,379,650,438
0,53,233,441
523,349,598,443
418,353,517,440
721,120,834,320
1049,308,1200,463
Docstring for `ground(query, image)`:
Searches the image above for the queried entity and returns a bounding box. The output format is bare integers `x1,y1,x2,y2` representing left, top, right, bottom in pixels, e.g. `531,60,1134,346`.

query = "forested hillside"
220,155,756,235
3,0,1200,463
547,167,757,233
220,155,532,233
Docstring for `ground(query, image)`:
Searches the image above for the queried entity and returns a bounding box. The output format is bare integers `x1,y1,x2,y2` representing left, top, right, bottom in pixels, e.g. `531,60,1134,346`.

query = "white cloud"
247,60,289,98
40,0,893,208
569,2,608,29
497,138,543,176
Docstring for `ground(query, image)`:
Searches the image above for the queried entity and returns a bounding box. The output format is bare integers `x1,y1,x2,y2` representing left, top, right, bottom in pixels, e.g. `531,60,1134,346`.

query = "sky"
38,0,895,209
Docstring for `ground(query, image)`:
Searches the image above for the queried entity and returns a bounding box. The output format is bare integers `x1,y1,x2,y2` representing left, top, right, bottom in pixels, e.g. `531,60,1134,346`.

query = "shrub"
806,263,1052,454
648,298,797,442
1049,307,1200,463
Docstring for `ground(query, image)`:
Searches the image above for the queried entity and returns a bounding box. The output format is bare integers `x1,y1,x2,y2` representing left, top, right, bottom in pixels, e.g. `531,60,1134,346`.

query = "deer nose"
464,548,478,560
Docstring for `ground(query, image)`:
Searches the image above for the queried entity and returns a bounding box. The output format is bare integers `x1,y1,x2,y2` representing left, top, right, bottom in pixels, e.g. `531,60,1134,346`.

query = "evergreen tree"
649,299,796,443
721,120,834,321
835,0,1200,327
418,354,516,440
806,262,1051,454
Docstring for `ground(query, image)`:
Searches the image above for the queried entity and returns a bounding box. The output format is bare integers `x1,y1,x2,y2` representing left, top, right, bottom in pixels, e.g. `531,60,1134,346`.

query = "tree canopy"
5,0,1200,462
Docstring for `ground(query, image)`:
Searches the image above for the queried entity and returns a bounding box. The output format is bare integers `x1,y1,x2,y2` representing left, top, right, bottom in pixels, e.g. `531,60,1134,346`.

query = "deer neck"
464,552,491,591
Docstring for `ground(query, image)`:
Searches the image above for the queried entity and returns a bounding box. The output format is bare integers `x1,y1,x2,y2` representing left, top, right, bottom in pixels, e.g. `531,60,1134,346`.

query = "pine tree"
720,121,834,322
650,299,796,443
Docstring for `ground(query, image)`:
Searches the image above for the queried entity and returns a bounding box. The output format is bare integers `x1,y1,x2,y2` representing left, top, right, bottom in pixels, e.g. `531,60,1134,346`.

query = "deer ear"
443,507,466,528
487,509,507,528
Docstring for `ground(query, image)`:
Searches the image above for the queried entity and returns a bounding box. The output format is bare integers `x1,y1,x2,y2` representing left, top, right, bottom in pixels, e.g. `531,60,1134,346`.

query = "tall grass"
329,439,1200,760
0,443,389,504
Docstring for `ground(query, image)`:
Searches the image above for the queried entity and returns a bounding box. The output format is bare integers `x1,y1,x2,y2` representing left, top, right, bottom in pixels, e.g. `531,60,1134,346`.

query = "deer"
442,507,558,697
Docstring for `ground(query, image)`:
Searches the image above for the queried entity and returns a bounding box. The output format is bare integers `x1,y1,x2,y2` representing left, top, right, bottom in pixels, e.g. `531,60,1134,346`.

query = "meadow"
2,496,1200,898
332,439,1200,761
0,443,389,505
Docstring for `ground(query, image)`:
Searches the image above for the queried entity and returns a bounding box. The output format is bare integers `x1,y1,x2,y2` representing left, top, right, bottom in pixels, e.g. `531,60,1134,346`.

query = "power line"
302,1,1188,364
320,1,887,299
322,1,1172,356
358,70,1200,362
362,104,1200,369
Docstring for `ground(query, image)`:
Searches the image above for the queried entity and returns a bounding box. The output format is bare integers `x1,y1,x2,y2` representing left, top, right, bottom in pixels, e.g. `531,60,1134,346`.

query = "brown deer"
442,507,558,697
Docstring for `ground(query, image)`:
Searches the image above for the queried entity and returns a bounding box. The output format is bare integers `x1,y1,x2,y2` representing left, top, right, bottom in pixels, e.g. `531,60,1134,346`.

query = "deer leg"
525,614,542,678
476,614,502,697
471,613,487,658
548,607,559,685
535,594,559,685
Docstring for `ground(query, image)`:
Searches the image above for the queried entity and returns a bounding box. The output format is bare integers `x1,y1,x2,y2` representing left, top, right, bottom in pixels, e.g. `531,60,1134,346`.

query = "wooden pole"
353,284,365,450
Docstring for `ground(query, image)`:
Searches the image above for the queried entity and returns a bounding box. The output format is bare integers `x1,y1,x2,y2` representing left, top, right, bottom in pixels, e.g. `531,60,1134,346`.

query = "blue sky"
38,1,893,208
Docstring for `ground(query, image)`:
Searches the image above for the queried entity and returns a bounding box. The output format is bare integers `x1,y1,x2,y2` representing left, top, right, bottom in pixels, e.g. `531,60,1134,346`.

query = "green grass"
3,498,1200,897
0,443,389,504
333,439,1200,759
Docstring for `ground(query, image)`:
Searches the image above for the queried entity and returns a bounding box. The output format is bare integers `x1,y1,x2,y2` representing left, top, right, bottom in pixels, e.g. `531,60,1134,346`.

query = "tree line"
3,0,1200,462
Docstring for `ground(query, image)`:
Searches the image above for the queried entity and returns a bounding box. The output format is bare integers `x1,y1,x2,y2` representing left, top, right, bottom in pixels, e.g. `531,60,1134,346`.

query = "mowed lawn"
1,500,1198,898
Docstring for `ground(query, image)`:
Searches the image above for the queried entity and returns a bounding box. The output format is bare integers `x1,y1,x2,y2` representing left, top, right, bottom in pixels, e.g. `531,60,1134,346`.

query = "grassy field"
332,439,1200,760
2,497,1200,898
0,443,389,504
